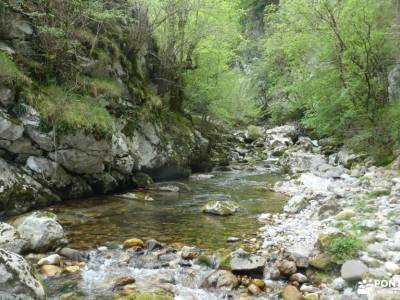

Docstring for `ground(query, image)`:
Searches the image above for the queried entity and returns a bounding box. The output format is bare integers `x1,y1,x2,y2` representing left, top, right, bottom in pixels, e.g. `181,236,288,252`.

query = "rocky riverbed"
2,124,400,299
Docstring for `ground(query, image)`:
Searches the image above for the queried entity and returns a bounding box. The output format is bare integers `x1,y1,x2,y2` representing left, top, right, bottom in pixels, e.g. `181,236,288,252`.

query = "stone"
64,266,80,274
227,237,240,243
49,149,105,175
230,249,266,276
246,125,263,142
384,261,400,274
114,276,135,288
372,290,400,300
144,239,163,251
25,126,55,152
40,265,63,277
252,278,266,290
309,253,332,270
202,200,240,216
204,270,238,289
123,238,144,249
0,222,27,254
0,86,14,106
289,273,307,283
247,283,262,295
149,182,191,193
337,148,365,168
0,111,24,141
13,211,66,252
0,249,46,299
277,260,297,276
336,209,356,221
284,195,309,214
181,246,200,259
282,285,302,300
332,277,346,291
59,292,82,300
300,284,318,293
132,172,154,188
341,260,368,282
303,293,319,300
57,248,87,262
389,64,400,101
37,254,61,266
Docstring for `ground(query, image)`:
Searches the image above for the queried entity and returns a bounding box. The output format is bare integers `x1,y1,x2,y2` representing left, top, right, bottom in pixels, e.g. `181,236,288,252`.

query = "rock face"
13,211,66,252
0,249,46,300
202,200,239,216
389,64,400,101
0,222,27,254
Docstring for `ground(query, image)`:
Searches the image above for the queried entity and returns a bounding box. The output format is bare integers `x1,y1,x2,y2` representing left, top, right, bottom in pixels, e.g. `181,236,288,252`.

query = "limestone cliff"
0,0,210,216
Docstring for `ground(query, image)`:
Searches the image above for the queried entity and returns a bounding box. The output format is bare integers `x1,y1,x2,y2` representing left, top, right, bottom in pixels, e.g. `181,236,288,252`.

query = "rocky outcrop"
0,249,46,300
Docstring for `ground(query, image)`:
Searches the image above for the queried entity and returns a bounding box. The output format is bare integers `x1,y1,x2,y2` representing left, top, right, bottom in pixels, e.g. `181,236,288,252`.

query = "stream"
45,162,287,299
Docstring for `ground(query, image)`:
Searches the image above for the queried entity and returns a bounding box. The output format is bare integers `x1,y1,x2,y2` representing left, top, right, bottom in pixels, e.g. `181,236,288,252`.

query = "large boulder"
0,249,46,300
0,222,27,254
202,200,239,216
230,249,266,276
0,111,24,141
49,149,105,175
13,211,66,252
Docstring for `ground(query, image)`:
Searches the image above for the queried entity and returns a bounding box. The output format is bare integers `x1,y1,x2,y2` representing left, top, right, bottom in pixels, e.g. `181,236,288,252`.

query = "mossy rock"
309,253,333,270
125,291,173,300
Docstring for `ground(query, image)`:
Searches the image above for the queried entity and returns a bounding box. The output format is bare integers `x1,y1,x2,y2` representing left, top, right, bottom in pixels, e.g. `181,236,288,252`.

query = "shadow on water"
49,165,287,251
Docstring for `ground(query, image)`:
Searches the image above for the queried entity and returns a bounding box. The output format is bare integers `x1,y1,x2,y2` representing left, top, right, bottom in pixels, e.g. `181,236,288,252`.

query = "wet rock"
284,194,309,214
37,254,61,266
277,260,297,276
0,222,27,254
64,266,80,274
145,239,163,251
202,200,239,216
40,264,63,277
230,249,266,276
57,248,87,262
190,174,215,181
0,249,46,299
341,260,368,282
269,267,281,280
204,270,239,289
332,277,346,291
247,283,261,295
227,237,240,243
252,278,266,290
123,238,144,249
282,285,302,300
132,172,153,188
303,293,319,300
114,276,135,288
289,273,307,283
13,211,66,252
149,182,191,193
181,246,200,259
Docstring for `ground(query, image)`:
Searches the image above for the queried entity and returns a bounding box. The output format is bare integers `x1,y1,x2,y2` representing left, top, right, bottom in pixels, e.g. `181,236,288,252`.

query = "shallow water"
49,164,286,251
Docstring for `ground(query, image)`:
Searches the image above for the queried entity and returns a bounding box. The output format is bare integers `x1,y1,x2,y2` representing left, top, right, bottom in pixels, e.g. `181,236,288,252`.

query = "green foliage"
260,0,399,161
219,255,231,270
366,189,391,198
35,85,113,135
327,236,363,261
0,52,30,85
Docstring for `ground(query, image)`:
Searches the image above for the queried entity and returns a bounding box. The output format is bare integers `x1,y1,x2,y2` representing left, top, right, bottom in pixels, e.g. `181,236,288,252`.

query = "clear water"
49,164,286,251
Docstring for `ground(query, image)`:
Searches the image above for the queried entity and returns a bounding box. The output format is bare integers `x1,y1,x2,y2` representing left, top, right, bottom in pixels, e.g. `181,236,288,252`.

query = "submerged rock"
202,200,239,216
0,249,46,299
13,211,66,252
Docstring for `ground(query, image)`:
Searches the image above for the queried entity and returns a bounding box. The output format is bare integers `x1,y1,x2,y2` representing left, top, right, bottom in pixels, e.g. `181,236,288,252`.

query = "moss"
84,77,123,98
35,85,113,136
125,291,173,300
219,255,231,270
0,52,30,85
366,189,391,198
312,271,334,284
196,255,214,268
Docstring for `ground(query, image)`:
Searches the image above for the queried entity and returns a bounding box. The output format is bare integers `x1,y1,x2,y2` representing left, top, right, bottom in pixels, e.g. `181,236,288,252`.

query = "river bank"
2,124,400,299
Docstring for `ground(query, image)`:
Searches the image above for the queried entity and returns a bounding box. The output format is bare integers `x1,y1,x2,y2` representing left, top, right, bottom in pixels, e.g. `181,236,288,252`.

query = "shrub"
327,236,363,262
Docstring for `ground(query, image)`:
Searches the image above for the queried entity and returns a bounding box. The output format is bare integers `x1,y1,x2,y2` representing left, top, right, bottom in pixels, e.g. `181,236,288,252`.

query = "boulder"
123,238,144,249
0,111,24,140
309,253,332,270
49,149,105,175
57,248,87,262
13,211,66,252
282,285,302,300
230,249,266,276
0,86,15,106
0,249,46,300
132,172,154,188
0,222,27,254
277,260,297,276
284,195,309,214
149,182,191,193
341,260,368,282
203,270,238,289
202,200,239,216
37,254,61,266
